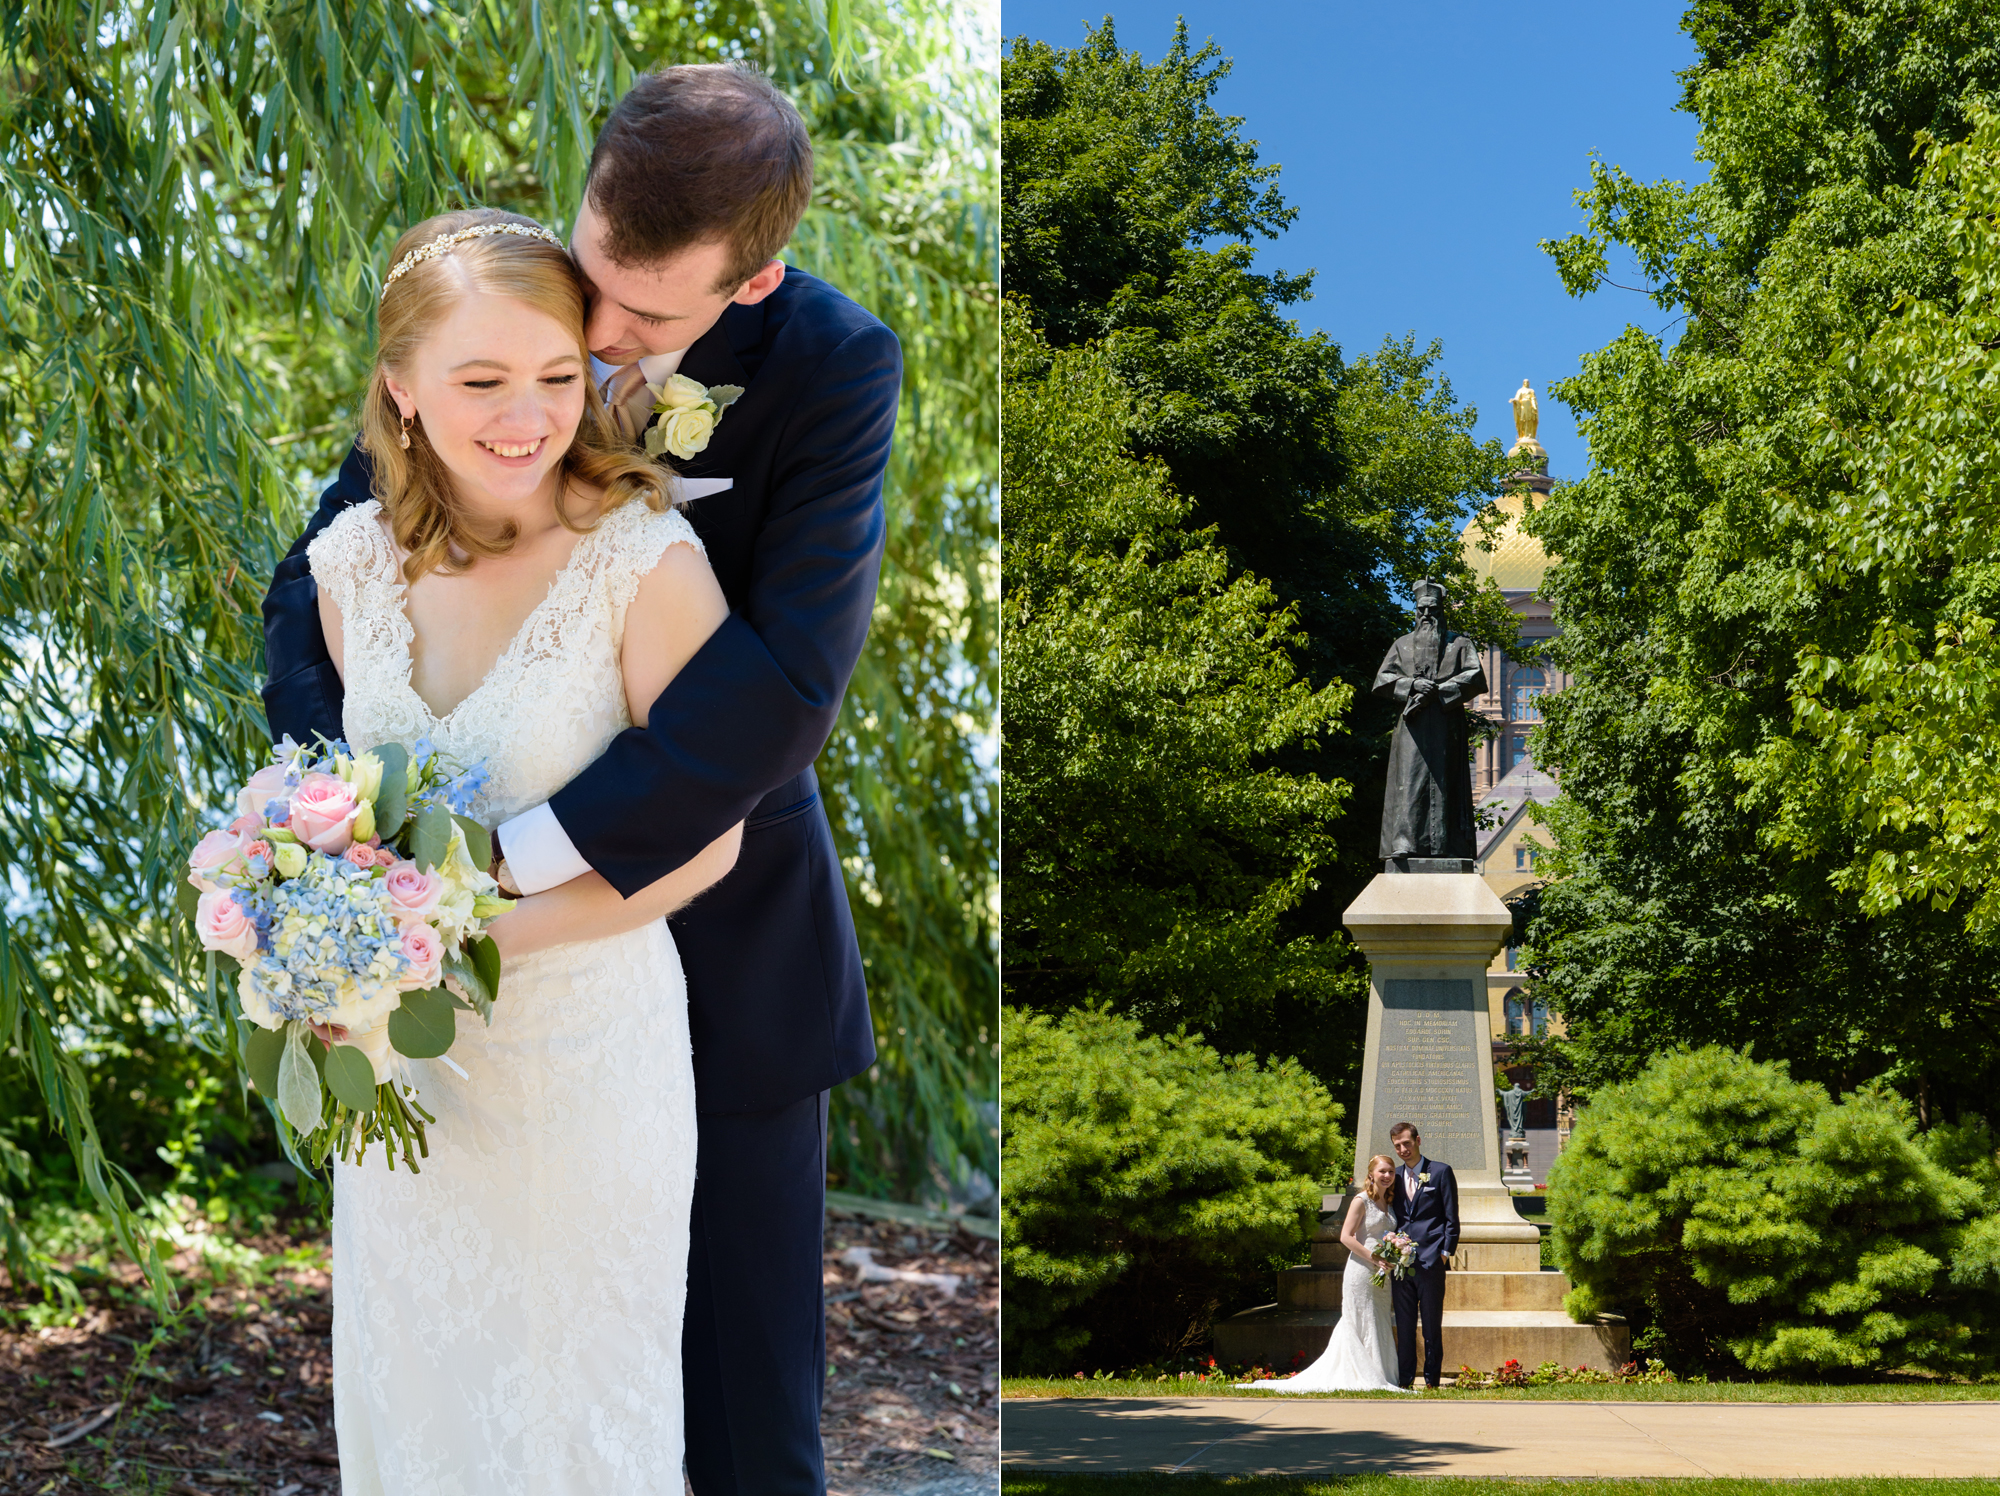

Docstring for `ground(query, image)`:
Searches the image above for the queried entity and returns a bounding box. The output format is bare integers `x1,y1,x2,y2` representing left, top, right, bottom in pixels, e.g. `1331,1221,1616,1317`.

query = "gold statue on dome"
1509,379,1545,459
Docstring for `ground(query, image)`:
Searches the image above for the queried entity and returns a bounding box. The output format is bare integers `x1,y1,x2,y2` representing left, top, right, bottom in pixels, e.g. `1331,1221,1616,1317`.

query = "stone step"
1277,1268,1568,1312
1214,1300,1629,1379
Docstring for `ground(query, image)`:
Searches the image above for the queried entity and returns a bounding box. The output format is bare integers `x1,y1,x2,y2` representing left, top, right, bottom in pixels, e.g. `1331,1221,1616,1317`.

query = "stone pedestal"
1213,874,1628,1377
1502,1135,1535,1190
1345,872,1539,1255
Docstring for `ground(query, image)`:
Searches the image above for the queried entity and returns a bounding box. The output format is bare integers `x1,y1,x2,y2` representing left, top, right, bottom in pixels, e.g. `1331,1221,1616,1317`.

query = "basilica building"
1461,382,1568,1181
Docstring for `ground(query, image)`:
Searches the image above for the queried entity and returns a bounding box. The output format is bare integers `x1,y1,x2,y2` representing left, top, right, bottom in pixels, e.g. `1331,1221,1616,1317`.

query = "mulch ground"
0,1210,997,1494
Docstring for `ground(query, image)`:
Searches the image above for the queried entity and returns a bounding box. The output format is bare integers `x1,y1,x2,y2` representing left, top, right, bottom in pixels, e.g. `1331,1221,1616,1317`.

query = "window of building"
1514,844,1539,870
1504,992,1549,1037
1510,667,1547,723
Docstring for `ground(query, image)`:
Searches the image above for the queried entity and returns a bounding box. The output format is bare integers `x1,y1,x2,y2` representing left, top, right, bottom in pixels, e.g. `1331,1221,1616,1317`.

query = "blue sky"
1003,1,1706,481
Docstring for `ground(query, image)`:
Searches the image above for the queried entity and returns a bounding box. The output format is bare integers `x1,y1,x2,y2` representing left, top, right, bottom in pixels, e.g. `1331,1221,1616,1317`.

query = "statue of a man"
1501,1082,1529,1139
1375,580,1487,862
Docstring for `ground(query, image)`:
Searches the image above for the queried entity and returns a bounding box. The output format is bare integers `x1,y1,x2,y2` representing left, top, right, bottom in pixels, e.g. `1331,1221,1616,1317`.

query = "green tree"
1001,1003,1347,1375
1519,0,2000,1115
0,0,993,1298
1003,310,1354,1035
1550,1046,1998,1376
1002,19,1512,1105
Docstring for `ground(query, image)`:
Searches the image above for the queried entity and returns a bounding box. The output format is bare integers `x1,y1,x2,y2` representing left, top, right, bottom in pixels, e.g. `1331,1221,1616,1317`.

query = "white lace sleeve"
305,500,395,625
600,502,709,653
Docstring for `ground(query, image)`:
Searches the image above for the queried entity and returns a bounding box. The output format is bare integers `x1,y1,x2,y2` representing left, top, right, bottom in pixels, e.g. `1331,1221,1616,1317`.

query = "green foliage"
1520,0,2000,1113
1549,1046,2000,1377
1002,309,1356,1033
1001,19,1512,1106
0,0,993,1300
1000,1005,1347,1376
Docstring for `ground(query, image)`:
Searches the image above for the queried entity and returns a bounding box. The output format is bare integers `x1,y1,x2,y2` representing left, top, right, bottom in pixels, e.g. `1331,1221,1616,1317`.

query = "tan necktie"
603,362,652,446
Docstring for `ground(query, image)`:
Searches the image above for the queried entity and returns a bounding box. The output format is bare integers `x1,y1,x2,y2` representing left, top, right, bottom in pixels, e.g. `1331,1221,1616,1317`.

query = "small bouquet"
1371,1230,1417,1288
181,736,514,1172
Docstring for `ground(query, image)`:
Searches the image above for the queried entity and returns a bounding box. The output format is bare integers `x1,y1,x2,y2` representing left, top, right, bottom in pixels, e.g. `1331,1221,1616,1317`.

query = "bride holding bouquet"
1240,1154,1415,1393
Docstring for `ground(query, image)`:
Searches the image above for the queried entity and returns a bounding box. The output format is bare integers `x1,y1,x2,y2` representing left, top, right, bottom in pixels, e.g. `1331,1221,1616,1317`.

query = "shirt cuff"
496,802,593,894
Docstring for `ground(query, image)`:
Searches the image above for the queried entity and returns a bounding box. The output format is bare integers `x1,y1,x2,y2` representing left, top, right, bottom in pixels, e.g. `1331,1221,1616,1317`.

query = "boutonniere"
1419,1172,1432,1185
644,374,746,461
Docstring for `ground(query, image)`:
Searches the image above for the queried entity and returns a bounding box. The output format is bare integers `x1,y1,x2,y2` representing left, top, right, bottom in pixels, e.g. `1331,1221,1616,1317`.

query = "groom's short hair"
1389,1122,1419,1141
587,63,813,291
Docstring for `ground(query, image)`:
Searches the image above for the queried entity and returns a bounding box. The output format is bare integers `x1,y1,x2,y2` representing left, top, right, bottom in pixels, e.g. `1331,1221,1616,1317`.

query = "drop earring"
399,414,413,450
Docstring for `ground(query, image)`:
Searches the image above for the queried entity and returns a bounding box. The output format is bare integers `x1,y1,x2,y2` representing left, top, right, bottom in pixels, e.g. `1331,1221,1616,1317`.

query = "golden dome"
1462,489,1550,594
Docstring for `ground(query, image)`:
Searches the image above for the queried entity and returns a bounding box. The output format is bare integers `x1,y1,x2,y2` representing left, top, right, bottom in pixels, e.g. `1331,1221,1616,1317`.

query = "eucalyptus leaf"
444,948,494,1024
470,935,502,1008
371,742,410,837
452,815,492,872
410,804,455,873
323,1045,379,1113
242,1022,285,1098
388,987,457,1060
277,1023,324,1134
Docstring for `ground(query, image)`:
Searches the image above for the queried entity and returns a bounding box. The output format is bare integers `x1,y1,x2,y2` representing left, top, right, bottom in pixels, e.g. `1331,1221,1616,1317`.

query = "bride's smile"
381,286,587,523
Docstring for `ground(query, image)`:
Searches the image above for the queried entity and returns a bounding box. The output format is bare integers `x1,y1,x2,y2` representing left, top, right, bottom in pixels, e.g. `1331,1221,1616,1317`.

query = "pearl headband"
379,222,566,302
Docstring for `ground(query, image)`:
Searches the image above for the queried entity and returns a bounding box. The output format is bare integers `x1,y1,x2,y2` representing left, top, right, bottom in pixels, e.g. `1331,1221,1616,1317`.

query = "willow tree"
0,0,994,1295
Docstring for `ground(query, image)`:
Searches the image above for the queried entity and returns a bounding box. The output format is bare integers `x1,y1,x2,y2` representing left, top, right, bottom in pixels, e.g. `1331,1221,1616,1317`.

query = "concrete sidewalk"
1002,1397,2000,1478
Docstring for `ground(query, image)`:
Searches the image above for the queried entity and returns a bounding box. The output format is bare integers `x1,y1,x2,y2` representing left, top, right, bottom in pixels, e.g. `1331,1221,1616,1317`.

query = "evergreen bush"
1000,1005,1346,1374
1550,1046,2000,1377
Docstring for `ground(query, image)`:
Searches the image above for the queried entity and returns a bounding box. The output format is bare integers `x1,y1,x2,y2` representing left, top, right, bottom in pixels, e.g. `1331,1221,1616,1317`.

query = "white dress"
309,498,705,1494
1241,1197,1408,1393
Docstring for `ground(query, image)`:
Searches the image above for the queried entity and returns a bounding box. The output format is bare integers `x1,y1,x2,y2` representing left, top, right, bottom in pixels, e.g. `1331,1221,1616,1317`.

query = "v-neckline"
378,509,605,728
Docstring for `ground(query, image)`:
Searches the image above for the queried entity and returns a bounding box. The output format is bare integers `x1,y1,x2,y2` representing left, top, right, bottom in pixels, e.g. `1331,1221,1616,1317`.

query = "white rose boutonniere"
644,373,746,461
1419,1171,1432,1185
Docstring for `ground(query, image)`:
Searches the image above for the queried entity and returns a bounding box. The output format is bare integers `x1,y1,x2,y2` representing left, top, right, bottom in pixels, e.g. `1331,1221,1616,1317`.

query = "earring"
399,414,413,450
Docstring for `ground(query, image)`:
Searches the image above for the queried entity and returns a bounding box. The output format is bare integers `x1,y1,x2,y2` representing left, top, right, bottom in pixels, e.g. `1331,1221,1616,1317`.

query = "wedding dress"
1240,1196,1408,1393
309,497,704,1493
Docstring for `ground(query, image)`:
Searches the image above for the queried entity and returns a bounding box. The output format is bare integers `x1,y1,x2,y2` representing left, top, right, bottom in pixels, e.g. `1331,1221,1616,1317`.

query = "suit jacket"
260,266,898,1114
1391,1157,1460,1270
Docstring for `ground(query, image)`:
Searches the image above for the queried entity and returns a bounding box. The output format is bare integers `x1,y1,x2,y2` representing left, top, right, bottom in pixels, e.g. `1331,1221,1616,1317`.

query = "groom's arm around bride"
261,61,899,1496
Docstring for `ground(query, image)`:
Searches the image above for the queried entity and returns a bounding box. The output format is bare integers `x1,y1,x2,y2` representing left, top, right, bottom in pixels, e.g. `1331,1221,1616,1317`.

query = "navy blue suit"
261,266,899,1495
1391,1157,1459,1387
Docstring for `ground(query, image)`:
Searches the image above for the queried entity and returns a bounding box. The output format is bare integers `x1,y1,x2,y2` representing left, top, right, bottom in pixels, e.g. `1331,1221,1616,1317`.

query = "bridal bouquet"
182,737,514,1172
1371,1231,1417,1287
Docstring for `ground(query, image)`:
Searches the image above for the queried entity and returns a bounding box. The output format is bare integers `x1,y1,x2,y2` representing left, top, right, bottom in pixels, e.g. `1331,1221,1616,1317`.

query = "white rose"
336,750,385,804
323,973,398,1032
655,405,717,460
652,373,711,412
237,968,285,1031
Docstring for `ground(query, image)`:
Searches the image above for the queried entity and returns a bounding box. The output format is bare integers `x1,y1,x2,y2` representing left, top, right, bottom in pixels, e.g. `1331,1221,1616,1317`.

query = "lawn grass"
1003,1480,2000,1496
1001,1379,2000,1402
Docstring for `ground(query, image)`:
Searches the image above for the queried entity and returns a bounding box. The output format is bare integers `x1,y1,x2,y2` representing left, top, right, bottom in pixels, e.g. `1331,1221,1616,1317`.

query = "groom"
261,64,898,1495
1388,1122,1459,1390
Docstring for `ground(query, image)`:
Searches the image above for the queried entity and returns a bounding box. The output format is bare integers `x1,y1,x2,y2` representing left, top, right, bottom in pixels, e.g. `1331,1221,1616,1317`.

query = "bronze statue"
1375,580,1486,865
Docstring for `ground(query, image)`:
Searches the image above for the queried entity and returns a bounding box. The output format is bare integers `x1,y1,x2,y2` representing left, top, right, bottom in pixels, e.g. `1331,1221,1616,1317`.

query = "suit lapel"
655,298,762,480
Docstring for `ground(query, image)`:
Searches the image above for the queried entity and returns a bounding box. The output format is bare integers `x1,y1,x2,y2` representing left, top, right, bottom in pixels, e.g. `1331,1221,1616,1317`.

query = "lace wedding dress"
1241,1196,1408,1393
309,498,704,1494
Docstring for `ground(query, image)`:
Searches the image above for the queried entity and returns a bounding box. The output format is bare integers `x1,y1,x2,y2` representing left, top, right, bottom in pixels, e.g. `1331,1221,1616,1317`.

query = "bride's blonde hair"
1362,1154,1397,1207
363,207,673,582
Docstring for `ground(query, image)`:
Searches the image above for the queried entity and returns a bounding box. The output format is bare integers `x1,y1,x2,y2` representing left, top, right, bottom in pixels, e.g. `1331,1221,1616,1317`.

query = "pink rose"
246,840,272,862
290,773,363,855
195,889,261,962
383,864,444,924
344,844,375,869
397,924,444,991
236,765,289,821
187,828,250,892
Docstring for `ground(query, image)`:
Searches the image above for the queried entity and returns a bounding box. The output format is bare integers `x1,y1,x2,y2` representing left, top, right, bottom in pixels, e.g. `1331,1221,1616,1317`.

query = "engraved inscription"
1366,980,1489,1171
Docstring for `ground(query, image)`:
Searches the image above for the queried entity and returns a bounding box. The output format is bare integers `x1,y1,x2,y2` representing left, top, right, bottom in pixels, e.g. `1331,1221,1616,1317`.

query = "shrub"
1550,1046,1999,1377
1000,1005,1346,1373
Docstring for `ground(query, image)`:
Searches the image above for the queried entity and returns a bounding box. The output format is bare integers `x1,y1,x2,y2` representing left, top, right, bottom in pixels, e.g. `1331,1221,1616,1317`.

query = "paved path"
1003,1397,2000,1477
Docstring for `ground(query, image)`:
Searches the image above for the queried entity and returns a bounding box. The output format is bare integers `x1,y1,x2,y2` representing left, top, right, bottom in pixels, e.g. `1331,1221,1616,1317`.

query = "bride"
308,207,741,1492
1241,1154,1411,1394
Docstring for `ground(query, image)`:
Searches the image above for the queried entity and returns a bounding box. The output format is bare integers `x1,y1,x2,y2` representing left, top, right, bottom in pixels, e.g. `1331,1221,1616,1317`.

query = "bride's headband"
379,222,566,302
